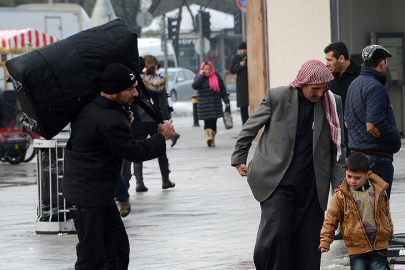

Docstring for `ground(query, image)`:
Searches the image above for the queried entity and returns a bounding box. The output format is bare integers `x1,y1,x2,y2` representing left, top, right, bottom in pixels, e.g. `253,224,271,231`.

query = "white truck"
0,3,92,40
138,38,178,68
0,4,92,89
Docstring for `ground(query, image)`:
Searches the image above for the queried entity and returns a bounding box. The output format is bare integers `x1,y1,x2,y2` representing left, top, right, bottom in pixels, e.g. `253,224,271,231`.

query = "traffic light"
194,13,200,31
201,11,211,39
167,17,177,40
234,11,242,34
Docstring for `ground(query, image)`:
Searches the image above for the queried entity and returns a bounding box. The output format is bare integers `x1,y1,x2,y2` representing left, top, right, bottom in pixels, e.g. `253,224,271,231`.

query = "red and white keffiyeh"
290,60,341,160
324,91,342,161
290,60,334,91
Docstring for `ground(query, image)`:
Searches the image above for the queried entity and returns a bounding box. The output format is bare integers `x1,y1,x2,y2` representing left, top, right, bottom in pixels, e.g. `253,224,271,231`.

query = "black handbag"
223,110,233,129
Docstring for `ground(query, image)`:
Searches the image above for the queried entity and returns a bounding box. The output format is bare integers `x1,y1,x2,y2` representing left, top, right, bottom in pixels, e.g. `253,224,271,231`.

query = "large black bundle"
5,19,142,139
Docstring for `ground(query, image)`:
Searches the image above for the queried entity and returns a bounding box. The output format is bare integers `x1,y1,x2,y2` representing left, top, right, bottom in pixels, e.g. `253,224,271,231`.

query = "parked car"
159,67,196,102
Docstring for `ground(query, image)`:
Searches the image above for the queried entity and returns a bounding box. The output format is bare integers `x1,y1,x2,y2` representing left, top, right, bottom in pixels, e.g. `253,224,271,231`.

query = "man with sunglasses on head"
345,45,401,199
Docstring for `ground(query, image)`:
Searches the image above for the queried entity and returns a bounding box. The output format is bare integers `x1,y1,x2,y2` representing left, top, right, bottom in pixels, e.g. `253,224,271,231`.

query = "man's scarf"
290,60,341,160
199,61,220,92
324,91,342,161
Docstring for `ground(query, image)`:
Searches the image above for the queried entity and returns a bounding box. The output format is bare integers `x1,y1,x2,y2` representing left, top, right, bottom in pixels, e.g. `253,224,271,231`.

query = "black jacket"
330,60,361,154
330,60,361,110
192,73,229,120
230,54,249,107
63,95,166,207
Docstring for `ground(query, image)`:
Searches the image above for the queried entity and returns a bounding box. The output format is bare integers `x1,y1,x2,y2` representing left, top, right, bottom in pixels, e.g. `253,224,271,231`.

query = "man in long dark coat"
230,41,249,125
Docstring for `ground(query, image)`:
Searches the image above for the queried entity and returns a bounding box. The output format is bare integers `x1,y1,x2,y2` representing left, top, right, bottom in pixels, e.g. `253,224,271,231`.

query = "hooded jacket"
137,74,170,122
319,173,394,255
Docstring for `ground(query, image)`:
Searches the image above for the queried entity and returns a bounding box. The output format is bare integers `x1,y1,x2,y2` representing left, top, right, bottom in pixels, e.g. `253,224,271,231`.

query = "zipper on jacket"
346,194,373,250
373,184,389,248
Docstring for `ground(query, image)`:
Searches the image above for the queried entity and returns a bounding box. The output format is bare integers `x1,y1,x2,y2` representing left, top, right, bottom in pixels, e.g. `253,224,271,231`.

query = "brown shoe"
119,199,131,218
211,130,216,147
204,129,213,147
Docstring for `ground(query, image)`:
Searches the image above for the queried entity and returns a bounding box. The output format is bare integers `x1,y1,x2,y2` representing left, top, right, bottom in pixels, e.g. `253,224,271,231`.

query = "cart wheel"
6,154,24,165
23,132,36,163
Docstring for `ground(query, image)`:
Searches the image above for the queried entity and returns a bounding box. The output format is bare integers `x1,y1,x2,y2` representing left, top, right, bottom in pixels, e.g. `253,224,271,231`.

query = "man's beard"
114,95,134,107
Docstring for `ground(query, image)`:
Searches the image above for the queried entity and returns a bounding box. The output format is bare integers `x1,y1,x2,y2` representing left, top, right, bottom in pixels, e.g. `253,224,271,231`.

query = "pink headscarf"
199,61,220,92
290,60,341,161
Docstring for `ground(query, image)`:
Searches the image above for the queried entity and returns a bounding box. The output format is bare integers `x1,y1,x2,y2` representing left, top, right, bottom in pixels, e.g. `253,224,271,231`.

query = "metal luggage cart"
34,128,75,234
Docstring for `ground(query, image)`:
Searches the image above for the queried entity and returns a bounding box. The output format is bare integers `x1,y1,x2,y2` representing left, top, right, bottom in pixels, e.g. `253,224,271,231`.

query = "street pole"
220,30,226,80
161,15,168,76
198,11,205,63
242,11,246,41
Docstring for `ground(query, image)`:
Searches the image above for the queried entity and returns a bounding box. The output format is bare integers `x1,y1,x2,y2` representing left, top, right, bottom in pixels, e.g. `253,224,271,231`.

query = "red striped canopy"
0,29,58,53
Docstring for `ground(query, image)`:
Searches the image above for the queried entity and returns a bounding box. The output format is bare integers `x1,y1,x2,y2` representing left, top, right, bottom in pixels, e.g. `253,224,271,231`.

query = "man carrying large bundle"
63,63,176,269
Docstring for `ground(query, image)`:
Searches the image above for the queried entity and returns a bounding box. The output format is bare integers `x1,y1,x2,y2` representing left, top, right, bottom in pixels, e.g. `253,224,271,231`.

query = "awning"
0,29,58,53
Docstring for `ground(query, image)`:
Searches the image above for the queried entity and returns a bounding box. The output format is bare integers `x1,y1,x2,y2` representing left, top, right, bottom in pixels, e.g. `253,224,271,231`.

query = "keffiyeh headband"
290,60,334,90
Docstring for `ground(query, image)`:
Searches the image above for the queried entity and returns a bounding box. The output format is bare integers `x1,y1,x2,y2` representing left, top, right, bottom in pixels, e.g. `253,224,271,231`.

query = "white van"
138,38,178,68
0,4,92,40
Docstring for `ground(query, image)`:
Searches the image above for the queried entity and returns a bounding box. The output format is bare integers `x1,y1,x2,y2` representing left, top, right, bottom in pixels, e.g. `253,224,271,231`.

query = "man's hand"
320,248,329,253
158,119,176,141
127,110,134,125
235,164,248,176
240,60,246,67
366,122,380,137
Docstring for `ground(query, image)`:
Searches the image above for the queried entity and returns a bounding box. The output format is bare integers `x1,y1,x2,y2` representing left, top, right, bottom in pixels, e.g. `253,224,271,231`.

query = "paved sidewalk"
0,109,404,270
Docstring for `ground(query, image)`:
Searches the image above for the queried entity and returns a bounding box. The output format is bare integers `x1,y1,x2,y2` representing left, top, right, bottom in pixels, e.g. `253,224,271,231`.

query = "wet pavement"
0,105,405,270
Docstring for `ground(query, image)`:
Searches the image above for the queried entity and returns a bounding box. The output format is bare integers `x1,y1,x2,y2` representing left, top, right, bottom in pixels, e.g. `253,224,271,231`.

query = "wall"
266,0,331,87
339,0,404,133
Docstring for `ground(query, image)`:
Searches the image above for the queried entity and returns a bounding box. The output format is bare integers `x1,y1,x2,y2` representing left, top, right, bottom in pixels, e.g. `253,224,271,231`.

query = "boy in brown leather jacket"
319,152,394,270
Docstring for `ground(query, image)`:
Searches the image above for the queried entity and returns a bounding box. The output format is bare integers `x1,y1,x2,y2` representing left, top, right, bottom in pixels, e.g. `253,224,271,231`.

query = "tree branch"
202,0,212,11
148,0,162,15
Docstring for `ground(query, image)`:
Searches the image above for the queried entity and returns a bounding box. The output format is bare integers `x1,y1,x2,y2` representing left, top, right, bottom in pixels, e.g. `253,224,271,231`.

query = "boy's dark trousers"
69,201,129,270
349,249,388,270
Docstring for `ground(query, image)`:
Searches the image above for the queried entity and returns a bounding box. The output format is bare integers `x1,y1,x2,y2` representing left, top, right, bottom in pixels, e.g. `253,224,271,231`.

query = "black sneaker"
162,180,175,189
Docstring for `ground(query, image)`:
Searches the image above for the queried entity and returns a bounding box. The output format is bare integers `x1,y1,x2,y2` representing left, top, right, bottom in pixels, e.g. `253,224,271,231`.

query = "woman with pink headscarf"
192,61,230,147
